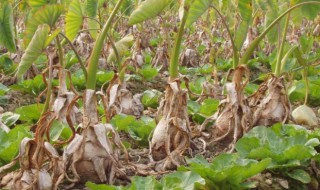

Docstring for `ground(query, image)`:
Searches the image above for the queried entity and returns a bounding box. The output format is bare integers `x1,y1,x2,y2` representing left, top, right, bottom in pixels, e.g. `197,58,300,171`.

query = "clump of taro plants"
62,0,129,185
128,0,212,170
202,1,320,150
209,65,252,152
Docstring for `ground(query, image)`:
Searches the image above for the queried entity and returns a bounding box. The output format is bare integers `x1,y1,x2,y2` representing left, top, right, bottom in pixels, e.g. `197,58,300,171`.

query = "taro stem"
275,13,290,76
210,5,238,68
42,51,54,114
169,5,189,80
86,0,124,90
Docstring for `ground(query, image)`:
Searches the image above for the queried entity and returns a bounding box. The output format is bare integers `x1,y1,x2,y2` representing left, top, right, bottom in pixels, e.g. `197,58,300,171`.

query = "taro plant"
128,0,213,170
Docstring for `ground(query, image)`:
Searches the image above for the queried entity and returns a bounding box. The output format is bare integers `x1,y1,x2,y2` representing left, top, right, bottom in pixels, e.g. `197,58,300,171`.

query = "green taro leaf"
0,3,16,52
162,171,205,190
66,0,84,41
17,24,50,79
235,0,252,50
0,53,15,74
291,0,320,20
1,112,20,127
141,89,162,109
86,0,98,16
45,28,62,47
86,181,123,190
0,126,32,165
28,0,51,9
15,104,44,123
107,35,134,63
187,100,200,114
129,176,162,190
0,83,10,96
189,77,206,95
289,79,320,106
86,0,99,38
128,0,172,25
110,114,135,131
96,71,115,86
186,0,212,27
235,124,318,168
287,169,311,184
49,120,72,142
138,64,159,81
185,154,271,189
24,4,63,46
128,116,156,145
199,98,219,116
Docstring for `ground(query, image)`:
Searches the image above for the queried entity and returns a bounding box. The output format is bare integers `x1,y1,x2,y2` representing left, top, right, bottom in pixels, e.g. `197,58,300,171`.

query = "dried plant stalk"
209,65,253,151
150,79,191,170
249,75,291,126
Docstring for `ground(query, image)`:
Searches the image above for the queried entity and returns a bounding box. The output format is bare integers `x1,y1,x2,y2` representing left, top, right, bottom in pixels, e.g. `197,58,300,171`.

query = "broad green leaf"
128,0,172,25
129,176,162,190
128,116,156,145
122,0,134,16
291,0,320,20
86,181,123,190
186,0,212,27
138,64,159,81
107,35,134,63
66,0,84,41
141,90,162,109
0,126,32,165
86,0,98,16
199,64,214,74
49,120,72,142
24,4,63,46
199,98,219,116
185,154,270,189
110,114,135,131
10,74,47,95
88,18,99,39
162,171,205,190
96,71,115,86
289,79,320,106
287,169,311,184
0,3,16,52
189,77,206,94
1,112,20,127
0,53,15,74
15,104,44,122
187,100,200,114
235,0,252,50
236,124,318,168
45,28,62,47
17,24,50,79
0,83,9,96
28,0,50,9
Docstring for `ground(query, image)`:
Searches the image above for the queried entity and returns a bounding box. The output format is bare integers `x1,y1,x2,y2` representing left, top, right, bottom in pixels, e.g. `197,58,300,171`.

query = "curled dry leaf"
63,90,126,184
249,75,290,126
180,48,200,67
53,69,80,125
209,65,252,151
151,79,191,170
151,42,169,71
100,76,143,121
